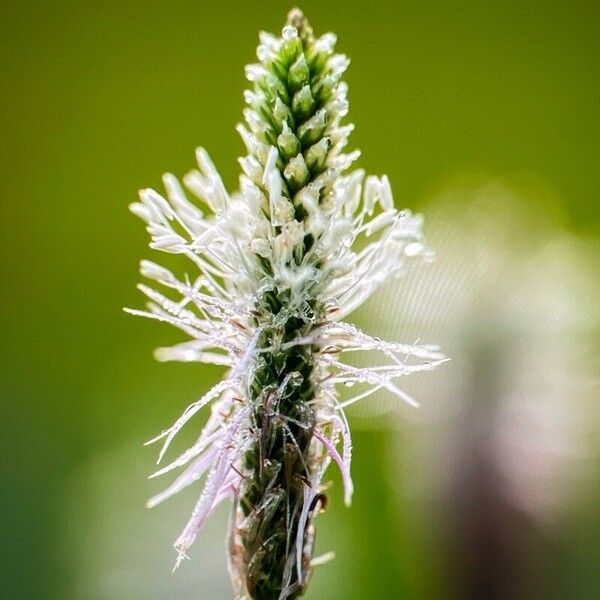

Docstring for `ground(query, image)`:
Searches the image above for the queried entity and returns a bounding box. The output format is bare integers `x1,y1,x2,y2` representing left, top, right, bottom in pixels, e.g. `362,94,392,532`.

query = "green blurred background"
1,1,599,598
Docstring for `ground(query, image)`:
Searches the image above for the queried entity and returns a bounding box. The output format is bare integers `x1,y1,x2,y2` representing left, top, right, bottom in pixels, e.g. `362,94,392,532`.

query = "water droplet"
404,242,423,257
282,25,298,40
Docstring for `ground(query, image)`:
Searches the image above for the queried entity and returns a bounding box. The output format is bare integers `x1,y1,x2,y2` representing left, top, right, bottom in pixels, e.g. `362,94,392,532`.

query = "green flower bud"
277,121,301,159
292,84,315,119
284,153,309,189
297,109,328,146
288,53,309,90
272,96,292,128
305,137,330,172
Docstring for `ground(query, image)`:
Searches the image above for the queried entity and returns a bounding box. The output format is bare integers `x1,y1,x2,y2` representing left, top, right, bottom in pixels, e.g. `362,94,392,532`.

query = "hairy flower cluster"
128,9,444,600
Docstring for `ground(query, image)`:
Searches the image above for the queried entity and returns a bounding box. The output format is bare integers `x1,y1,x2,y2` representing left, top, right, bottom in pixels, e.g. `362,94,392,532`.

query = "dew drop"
282,25,298,40
404,242,424,257
257,45,269,61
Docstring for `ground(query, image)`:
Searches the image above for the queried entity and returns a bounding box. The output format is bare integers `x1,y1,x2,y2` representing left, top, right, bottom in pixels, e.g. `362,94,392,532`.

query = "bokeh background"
1,1,599,598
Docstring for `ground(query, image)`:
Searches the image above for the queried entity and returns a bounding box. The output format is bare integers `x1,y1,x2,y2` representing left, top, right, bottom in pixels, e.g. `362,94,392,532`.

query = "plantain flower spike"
127,8,445,599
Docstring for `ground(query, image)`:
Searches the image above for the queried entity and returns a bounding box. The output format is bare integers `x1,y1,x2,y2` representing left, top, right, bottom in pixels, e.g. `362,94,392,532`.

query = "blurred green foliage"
1,1,598,598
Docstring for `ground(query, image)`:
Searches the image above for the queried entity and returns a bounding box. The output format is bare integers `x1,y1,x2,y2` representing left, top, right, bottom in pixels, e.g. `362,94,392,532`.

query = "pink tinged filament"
312,429,353,505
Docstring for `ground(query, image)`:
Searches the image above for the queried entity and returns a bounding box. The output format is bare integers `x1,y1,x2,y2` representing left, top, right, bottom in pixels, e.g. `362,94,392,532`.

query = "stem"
237,303,318,598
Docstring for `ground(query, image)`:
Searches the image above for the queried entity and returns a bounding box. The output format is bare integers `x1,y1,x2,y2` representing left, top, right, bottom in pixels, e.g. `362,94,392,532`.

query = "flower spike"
128,8,444,599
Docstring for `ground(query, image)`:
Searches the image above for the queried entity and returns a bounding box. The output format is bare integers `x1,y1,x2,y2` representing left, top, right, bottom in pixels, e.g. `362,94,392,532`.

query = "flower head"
128,8,444,599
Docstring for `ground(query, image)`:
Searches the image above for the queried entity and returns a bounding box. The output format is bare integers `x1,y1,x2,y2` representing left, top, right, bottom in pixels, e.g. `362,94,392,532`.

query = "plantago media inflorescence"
127,9,444,599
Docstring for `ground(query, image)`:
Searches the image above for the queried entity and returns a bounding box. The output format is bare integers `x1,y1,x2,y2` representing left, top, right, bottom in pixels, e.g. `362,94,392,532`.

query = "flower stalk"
128,8,444,600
